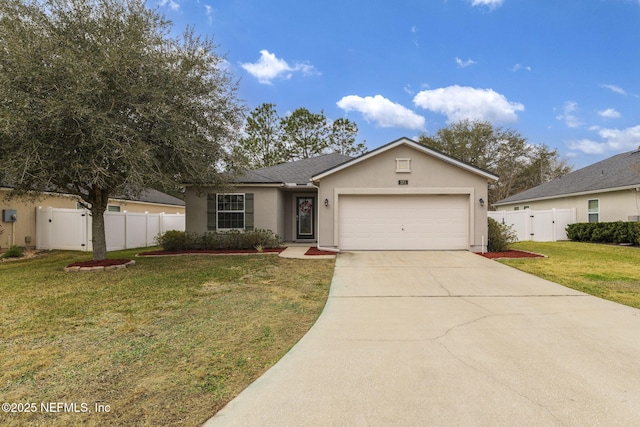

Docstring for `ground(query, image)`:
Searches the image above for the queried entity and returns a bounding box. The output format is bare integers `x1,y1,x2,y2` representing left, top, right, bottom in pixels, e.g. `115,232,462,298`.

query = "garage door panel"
338,195,468,250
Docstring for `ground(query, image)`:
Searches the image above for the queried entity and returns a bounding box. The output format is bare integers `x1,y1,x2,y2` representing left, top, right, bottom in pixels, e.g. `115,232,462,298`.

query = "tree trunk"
89,188,111,261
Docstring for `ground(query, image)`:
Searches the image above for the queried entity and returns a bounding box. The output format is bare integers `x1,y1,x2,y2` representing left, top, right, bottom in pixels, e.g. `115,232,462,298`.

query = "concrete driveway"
205,251,640,426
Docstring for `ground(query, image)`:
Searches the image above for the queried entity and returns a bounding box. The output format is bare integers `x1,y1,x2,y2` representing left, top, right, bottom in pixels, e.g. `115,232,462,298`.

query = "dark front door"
296,196,315,240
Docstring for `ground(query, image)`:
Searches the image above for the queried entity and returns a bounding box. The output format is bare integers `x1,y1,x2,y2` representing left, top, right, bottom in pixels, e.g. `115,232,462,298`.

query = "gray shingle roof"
115,189,185,206
494,149,640,205
236,153,353,185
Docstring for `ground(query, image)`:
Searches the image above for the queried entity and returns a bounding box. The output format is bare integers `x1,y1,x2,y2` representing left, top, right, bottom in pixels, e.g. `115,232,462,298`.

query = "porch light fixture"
324,198,329,207
479,198,485,207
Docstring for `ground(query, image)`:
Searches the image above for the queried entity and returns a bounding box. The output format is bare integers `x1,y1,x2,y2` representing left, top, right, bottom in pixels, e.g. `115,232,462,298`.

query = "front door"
296,196,315,240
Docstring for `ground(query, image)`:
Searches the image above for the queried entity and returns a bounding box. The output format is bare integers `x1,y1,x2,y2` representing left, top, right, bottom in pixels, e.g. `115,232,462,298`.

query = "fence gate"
488,208,576,242
36,207,185,251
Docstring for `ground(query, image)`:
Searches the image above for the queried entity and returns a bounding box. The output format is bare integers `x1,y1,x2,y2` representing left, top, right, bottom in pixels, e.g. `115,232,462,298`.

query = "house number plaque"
398,180,409,185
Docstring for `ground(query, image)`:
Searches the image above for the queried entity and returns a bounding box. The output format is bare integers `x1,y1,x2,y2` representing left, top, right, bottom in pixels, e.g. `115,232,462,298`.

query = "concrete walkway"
278,245,336,260
204,251,640,426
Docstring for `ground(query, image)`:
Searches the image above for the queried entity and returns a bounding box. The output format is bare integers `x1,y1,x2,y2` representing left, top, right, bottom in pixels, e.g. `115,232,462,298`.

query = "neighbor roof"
494,149,640,205
311,137,499,181
112,189,185,206
236,153,353,185
1,184,184,206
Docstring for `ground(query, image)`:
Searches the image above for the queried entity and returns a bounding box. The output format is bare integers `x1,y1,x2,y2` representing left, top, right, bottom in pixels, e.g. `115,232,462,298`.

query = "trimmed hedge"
566,221,640,245
155,229,283,251
488,217,518,252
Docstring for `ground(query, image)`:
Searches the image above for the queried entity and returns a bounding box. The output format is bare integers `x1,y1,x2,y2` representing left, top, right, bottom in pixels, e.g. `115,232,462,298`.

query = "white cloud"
159,0,180,11
510,63,531,72
568,139,608,155
600,84,626,95
598,108,621,119
336,95,426,130
569,125,640,154
204,5,214,24
455,57,477,68
471,0,504,9
412,85,524,123
556,101,583,128
240,50,319,85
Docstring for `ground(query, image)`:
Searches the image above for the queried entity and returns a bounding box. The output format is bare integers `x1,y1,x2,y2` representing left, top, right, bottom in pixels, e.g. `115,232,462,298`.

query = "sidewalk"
278,246,336,260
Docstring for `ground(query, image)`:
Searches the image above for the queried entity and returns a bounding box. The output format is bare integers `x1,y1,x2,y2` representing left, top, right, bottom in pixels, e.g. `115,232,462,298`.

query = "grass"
0,249,334,426
501,241,640,309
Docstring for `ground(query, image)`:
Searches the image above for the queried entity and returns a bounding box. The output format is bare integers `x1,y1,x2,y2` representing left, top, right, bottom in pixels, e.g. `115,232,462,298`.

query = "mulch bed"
304,247,338,256
67,258,133,267
137,248,286,256
479,250,545,259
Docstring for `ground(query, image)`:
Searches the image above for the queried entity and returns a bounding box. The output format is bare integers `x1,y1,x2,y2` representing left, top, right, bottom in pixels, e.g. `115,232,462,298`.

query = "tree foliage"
418,120,571,205
231,103,285,169
233,103,366,169
0,0,244,260
330,117,367,157
281,108,330,161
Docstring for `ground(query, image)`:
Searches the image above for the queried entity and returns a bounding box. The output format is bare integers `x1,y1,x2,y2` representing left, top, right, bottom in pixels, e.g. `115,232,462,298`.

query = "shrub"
156,229,282,251
2,245,24,258
566,222,640,245
155,230,200,251
487,217,518,252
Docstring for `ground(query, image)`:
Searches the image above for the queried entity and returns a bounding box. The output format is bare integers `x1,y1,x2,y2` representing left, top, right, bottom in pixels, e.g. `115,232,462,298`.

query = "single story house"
493,148,640,223
186,137,498,252
1,187,185,249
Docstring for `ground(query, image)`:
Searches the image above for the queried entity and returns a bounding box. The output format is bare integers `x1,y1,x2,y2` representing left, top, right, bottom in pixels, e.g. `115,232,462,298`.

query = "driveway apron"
204,251,640,426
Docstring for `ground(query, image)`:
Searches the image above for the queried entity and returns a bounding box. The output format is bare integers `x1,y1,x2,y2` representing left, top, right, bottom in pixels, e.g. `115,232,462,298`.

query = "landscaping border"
64,259,136,272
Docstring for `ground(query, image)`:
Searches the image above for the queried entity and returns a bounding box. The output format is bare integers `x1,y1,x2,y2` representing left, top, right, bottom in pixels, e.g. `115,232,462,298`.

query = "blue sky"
159,0,640,168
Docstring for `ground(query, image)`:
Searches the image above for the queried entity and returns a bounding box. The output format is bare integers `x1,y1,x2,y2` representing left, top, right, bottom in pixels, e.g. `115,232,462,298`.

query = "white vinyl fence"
488,208,576,242
36,207,185,252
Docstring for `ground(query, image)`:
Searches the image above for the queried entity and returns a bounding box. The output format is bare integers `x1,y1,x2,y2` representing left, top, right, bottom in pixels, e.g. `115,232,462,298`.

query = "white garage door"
338,195,469,250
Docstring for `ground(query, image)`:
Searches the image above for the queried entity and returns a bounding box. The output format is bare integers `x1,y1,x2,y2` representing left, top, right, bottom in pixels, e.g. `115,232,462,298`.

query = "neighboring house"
186,137,498,252
0,187,185,249
493,149,640,223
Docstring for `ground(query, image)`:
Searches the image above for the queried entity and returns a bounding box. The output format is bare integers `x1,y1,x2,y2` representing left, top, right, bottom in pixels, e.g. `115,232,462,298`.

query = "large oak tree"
418,120,571,205
0,0,244,259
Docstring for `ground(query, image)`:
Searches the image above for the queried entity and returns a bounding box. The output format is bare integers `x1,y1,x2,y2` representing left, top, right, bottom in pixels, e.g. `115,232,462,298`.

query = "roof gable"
311,137,498,181
495,149,640,205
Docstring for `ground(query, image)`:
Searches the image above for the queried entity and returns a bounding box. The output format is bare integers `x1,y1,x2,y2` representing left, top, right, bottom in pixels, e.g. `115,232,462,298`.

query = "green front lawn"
0,249,334,426
501,241,640,309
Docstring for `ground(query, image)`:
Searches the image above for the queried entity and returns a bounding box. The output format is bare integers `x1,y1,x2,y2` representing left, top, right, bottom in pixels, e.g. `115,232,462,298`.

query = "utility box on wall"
3,209,17,222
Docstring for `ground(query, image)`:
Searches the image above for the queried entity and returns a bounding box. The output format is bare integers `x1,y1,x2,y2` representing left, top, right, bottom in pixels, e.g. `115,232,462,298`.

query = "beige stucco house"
186,137,498,252
0,187,184,249
493,149,640,223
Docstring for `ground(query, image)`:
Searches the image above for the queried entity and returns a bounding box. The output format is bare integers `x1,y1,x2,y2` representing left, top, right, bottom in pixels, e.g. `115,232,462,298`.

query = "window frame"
216,193,245,231
107,205,121,213
588,199,599,223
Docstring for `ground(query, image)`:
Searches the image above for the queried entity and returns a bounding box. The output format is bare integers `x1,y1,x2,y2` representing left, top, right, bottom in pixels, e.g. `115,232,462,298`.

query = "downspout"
310,182,340,253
